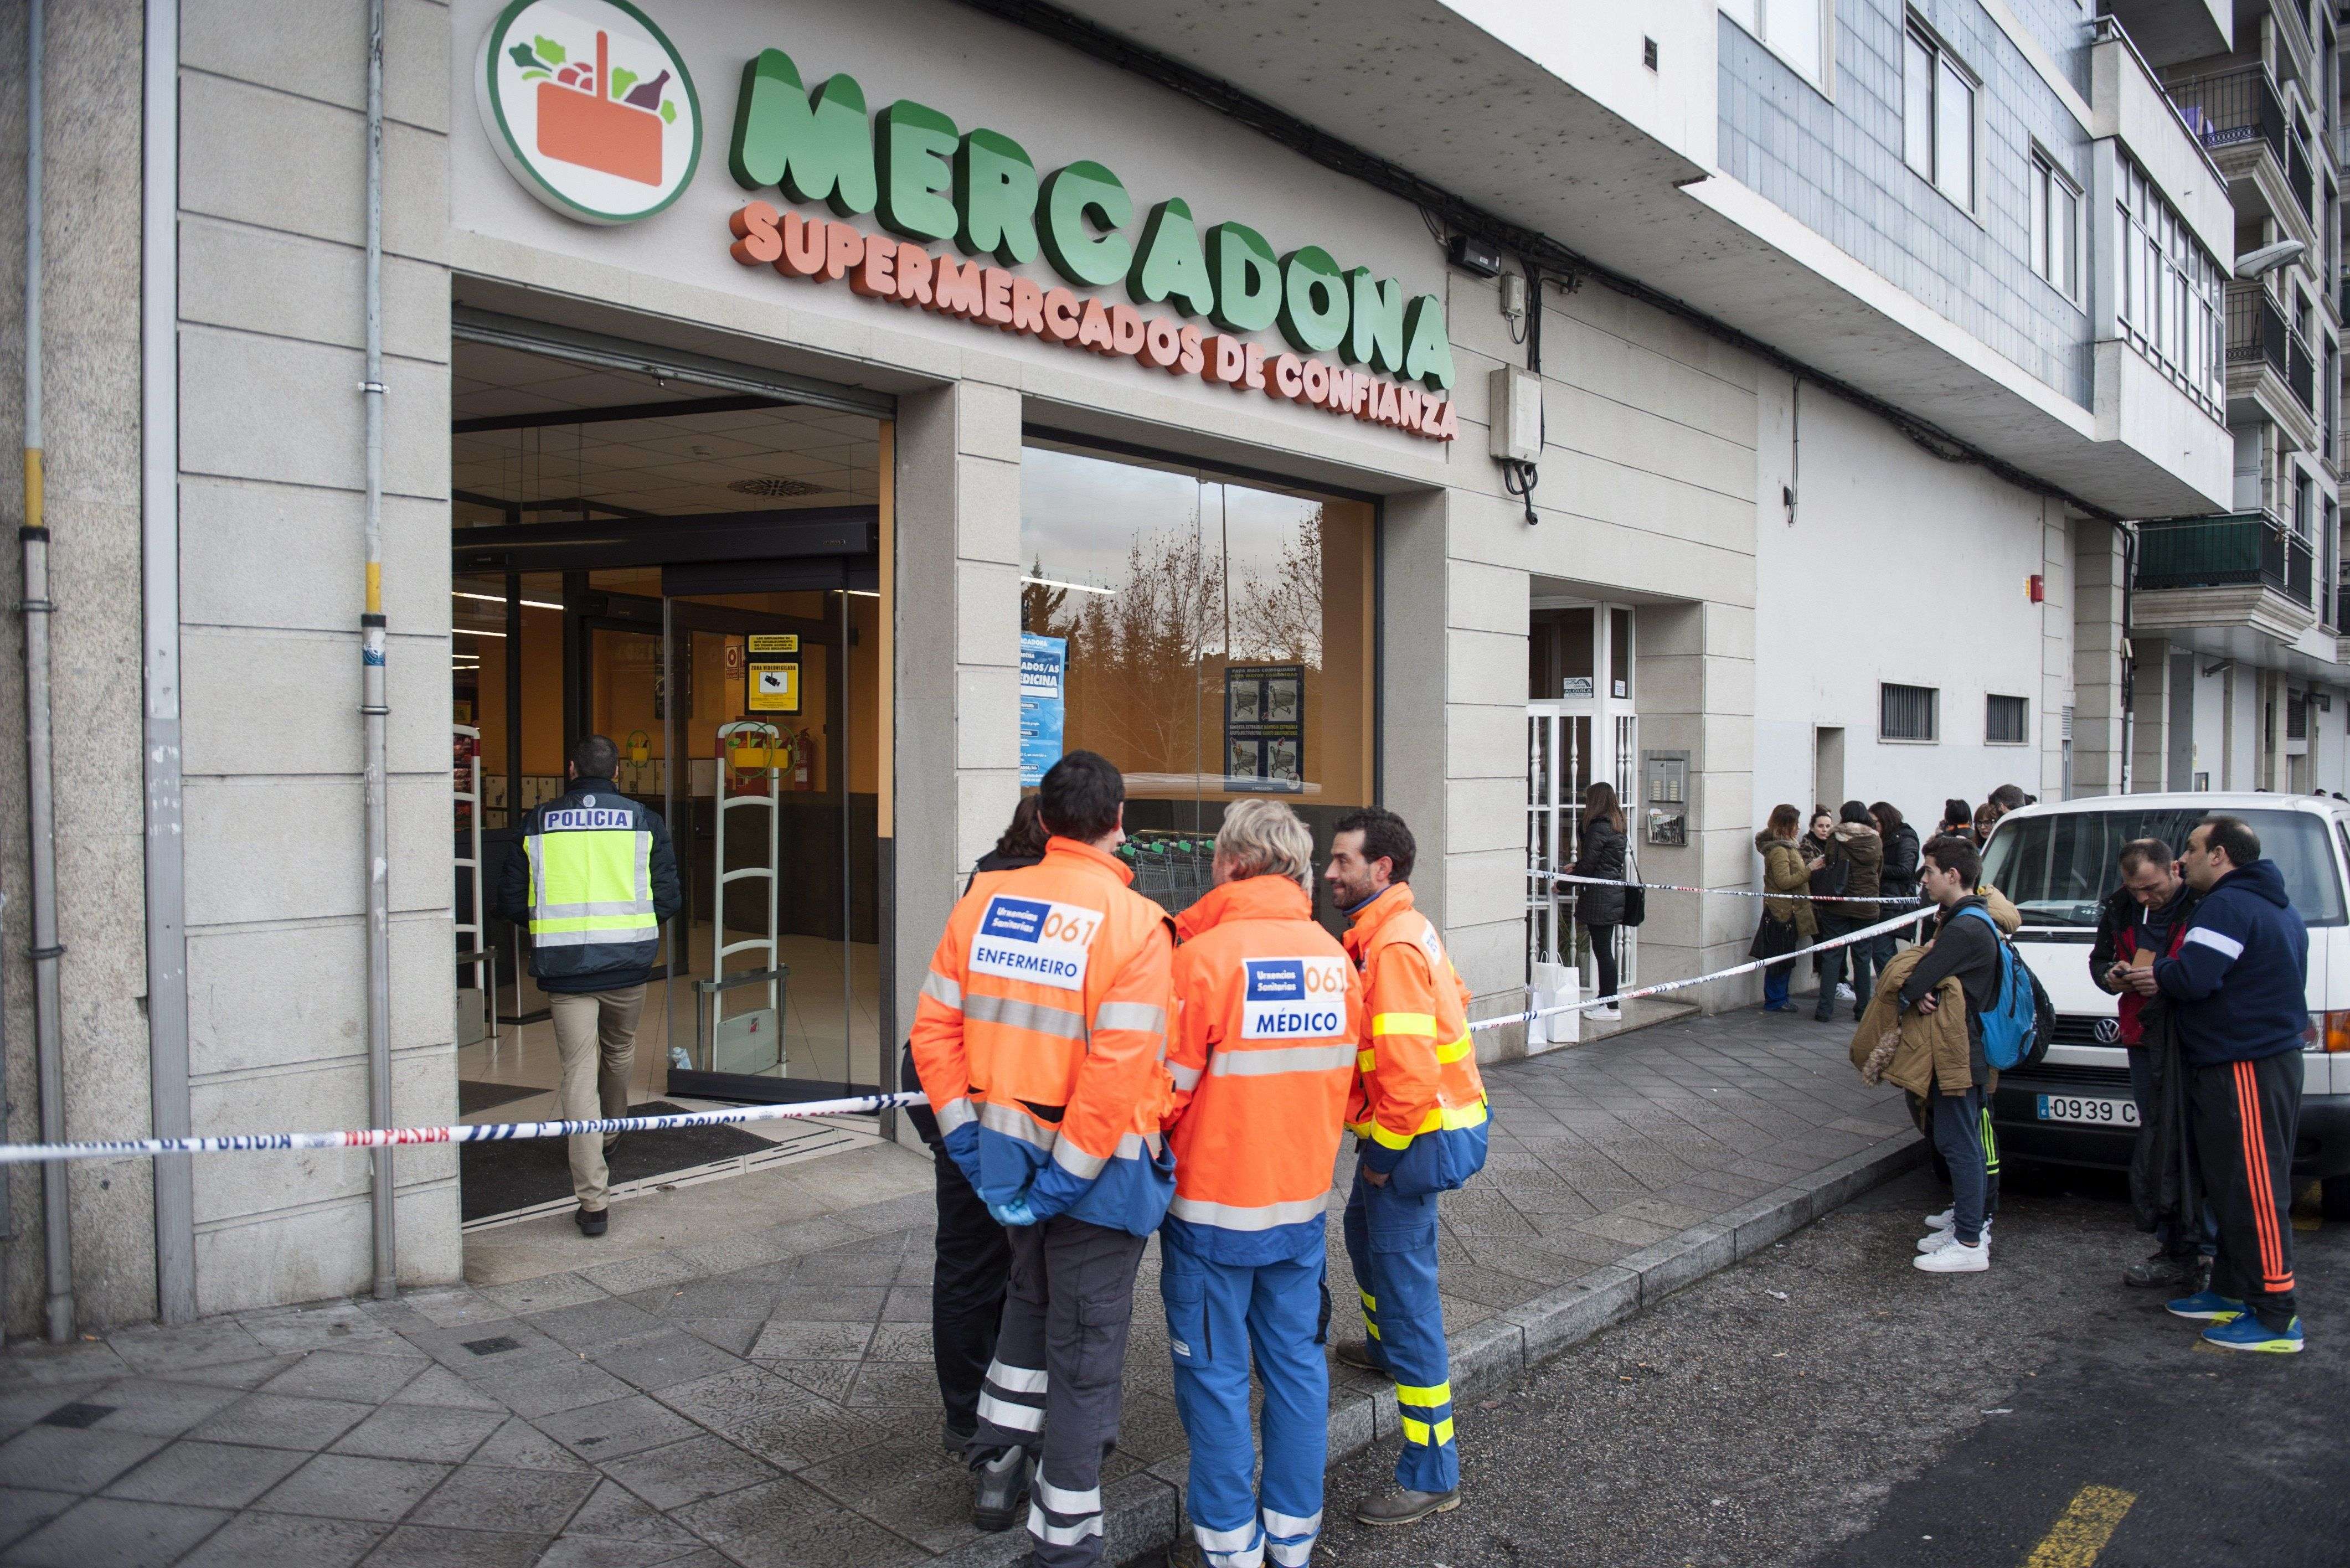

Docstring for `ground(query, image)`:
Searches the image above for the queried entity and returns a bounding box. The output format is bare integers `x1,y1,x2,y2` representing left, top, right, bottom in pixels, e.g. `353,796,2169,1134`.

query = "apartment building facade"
0,0,2237,1333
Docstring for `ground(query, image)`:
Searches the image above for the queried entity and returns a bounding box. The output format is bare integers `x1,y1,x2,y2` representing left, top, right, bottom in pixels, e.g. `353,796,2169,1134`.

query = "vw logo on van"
478,0,703,225
2093,1017,2120,1044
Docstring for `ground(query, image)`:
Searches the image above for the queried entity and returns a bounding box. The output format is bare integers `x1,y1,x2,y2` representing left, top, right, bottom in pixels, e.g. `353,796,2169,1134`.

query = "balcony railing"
2136,513,2315,608
2228,285,2289,375
2291,133,2316,223
2167,66,2286,166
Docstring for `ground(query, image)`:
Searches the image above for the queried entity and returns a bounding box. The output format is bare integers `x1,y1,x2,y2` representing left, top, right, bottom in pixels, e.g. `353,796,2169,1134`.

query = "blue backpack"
1956,905,2052,1071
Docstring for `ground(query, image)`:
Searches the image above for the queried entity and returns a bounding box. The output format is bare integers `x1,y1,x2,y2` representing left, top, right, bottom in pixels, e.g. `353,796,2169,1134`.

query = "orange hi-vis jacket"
1162,874,1364,1265
909,837,1178,1235
1344,883,1491,1195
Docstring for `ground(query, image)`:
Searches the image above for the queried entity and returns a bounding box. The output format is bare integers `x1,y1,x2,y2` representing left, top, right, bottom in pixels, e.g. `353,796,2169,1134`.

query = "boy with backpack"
1898,833,2038,1275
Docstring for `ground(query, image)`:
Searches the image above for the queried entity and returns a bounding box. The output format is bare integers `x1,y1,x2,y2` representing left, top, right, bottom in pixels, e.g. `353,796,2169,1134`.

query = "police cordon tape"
1532,869,1923,905
0,905,1929,1167
1471,902,1927,1034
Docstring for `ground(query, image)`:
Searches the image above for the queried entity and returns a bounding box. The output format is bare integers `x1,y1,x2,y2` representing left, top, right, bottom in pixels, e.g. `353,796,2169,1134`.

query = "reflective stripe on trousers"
1162,1236,1325,1568
1342,1168,1458,1495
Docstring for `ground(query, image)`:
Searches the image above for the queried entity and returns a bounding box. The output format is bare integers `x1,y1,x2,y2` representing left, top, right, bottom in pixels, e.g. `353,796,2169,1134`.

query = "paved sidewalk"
0,1007,1921,1568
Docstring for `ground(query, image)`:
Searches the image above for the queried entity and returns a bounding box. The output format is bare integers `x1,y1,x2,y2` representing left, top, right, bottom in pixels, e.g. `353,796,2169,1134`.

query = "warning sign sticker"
748,662,800,713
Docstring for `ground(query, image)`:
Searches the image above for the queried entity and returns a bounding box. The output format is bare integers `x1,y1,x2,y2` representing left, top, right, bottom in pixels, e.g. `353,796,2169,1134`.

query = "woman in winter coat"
1940,798,1976,845
1753,804,1816,1013
1816,801,1884,1022
1571,782,1630,1020
1806,808,1846,989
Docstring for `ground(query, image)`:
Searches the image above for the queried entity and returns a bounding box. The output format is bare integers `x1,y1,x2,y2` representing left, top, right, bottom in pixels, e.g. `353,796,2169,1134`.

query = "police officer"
1161,801,1362,1568
909,752,1176,1564
1324,807,1489,1527
494,734,681,1237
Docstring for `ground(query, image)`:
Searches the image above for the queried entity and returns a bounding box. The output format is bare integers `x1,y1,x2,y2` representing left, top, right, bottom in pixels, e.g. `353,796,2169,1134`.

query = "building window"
1904,22,1976,210
1880,682,1939,742
1986,694,2029,745
2028,151,2081,303
1722,0,1827,87
2113,156,2224,416
1018,441,1375,921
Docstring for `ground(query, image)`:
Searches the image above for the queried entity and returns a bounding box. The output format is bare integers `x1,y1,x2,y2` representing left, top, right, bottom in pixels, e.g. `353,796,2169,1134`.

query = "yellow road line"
2022,1484,2135,1568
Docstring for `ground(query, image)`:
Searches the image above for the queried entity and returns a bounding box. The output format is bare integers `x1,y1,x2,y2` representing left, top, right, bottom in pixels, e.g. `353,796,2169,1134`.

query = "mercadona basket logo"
477,0,701,225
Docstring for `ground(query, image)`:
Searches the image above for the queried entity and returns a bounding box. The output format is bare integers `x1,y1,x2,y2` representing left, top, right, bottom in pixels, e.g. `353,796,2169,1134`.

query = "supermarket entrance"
446,327,890,1228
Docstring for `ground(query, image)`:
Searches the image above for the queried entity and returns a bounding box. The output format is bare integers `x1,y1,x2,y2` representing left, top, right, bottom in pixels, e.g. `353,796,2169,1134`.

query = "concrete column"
2038,507,2073,799
890,380,1021,1137
2129,636,2169,794
0,0,157,1333
1380,488,1449,934
1636,601,1756,1012
2071,519,2127,797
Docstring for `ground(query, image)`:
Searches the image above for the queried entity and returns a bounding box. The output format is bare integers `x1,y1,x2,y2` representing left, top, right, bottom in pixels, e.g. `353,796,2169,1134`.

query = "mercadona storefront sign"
720,49,1458,442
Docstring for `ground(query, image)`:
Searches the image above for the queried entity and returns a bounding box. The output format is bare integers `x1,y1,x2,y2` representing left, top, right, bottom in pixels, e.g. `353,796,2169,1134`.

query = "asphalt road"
1298,1164,2346,1568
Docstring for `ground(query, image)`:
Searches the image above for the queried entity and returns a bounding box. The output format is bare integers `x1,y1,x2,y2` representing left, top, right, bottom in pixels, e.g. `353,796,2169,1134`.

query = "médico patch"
970,896,1100,992
1240,956,1349,1039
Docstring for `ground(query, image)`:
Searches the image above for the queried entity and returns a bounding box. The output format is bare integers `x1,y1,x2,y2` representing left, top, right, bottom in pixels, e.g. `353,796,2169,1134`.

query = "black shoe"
971,1445,1027,1532
942,1422,973,1458
1813,1010,1834,1023
2123,1249,2200,1290
1355,1487,1461,1526
1334,1339,1382,1372
575,1205,608,1237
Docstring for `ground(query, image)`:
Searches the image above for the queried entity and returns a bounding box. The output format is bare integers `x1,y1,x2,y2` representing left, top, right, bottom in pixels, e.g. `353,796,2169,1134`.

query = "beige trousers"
549,984,645,1212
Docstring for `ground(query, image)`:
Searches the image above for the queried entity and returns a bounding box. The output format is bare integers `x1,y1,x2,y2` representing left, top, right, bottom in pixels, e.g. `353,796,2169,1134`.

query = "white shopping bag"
1527,957,1579,1051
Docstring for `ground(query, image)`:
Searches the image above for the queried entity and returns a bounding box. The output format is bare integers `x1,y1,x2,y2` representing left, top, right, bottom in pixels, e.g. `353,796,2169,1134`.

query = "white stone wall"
175,0,460,1312
1753,382,2073,833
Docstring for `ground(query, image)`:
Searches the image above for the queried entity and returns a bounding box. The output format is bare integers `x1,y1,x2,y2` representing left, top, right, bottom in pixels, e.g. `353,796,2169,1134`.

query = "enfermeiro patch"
1240,957,1349,1038
971,896,1100,991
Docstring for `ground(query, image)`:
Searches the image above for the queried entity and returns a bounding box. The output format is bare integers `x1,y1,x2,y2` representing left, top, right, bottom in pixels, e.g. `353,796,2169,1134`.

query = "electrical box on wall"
1489,365,1542,463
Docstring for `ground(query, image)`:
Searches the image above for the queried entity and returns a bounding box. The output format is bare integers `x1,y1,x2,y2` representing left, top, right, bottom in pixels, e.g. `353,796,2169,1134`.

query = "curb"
938,1128,1928,1566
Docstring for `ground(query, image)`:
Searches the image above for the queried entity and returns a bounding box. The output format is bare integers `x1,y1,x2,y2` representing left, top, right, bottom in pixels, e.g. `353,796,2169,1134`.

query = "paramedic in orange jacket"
908,752,1176,1566
1325,807,1490,1528
1161,801,1363,1568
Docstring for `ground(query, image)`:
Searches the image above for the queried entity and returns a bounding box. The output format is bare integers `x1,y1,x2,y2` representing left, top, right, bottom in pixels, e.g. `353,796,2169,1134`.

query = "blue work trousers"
1162,1236,1326,1568
1341,1166,1459,1495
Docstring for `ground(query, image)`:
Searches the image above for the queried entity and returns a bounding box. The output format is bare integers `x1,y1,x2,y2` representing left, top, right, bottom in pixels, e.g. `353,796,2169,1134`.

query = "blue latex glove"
988,1195,1039,1228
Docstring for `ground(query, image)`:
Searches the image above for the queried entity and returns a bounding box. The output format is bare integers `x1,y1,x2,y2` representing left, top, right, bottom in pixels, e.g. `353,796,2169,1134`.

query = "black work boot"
1334,1339,1382,1372
574,1205,608,1237
1355,1486,1461,1526
970,1445,1027,1533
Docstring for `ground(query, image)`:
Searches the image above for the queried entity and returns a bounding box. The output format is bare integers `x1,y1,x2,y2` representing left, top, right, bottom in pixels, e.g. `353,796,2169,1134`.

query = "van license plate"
2036,1094,2138,1127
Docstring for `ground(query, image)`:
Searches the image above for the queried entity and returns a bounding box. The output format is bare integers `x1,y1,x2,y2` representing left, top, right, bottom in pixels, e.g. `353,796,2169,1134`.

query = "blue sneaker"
2201,1314,2303,1353
2165,1290,2246,1322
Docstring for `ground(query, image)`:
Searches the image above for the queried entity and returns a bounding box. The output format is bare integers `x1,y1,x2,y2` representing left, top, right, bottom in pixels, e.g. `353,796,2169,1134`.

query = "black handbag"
1620,849,1646,928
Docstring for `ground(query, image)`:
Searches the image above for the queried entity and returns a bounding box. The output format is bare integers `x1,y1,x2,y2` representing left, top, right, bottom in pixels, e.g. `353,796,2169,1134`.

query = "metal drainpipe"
360,0,396,1299
143,0,194,1325
20,0,73,1344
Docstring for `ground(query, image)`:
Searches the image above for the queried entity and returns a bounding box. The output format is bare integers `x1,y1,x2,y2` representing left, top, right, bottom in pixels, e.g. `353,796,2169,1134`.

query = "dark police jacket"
494,778,681,994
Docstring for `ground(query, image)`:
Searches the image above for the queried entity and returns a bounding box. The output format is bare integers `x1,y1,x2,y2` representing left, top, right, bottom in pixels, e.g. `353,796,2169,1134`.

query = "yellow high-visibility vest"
525,802,657,952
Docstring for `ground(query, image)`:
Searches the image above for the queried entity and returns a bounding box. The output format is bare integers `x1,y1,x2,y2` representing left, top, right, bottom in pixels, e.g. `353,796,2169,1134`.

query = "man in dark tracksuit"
2134,816,2308,1352
1898,834,2002,1272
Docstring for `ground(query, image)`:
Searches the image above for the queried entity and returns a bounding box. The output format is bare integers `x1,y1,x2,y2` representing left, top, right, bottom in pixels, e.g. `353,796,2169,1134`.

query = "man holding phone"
2090,839,2205,1290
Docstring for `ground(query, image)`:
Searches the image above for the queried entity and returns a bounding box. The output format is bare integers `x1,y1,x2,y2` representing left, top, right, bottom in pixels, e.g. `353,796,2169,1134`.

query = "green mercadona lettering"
726,47,1455,399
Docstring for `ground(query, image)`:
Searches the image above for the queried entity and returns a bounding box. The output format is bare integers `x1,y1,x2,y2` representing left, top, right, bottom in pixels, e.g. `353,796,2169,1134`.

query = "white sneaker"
1913,1239,1989,1273
1836,983,1857,1003
1594,1004,1621,1020
1924,1206,1954,1231
1916,1223,1990,1254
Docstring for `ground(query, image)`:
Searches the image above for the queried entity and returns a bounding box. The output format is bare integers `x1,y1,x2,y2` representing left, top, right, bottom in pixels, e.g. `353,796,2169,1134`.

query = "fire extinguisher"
792,728,815,791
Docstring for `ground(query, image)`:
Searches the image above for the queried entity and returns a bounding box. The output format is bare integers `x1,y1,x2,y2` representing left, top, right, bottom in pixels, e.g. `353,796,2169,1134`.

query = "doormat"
458,1101,774,1223
457,1080,543,1116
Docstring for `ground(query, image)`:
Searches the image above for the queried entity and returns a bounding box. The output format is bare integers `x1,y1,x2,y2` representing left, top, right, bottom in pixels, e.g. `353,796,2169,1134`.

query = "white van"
1979,792,2350,1218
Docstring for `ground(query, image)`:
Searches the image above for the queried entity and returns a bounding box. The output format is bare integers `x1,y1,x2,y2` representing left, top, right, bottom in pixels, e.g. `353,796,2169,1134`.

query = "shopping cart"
1120,832,1217,915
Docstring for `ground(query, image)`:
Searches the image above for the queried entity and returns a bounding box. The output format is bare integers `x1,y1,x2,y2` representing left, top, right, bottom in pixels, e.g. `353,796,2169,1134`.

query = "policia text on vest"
494,742,683,1231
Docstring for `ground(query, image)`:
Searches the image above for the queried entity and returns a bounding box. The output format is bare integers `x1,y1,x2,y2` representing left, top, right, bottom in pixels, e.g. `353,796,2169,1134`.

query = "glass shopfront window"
1019,441,1376,925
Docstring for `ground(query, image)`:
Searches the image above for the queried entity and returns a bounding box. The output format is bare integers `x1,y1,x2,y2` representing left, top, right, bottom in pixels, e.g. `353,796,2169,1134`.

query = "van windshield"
1979,808,2346,929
